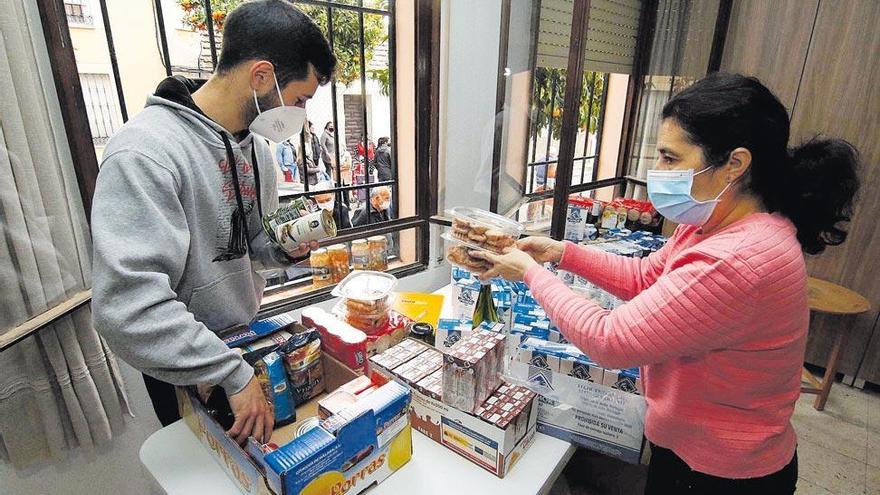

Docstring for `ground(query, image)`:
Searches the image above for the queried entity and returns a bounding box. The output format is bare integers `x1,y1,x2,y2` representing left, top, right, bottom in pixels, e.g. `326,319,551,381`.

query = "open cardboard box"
178,353,413,495
370,339,538,479
407,386,537,478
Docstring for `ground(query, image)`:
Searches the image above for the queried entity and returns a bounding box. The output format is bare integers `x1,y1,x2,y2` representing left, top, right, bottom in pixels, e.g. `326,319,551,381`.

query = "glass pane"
628,0,721,183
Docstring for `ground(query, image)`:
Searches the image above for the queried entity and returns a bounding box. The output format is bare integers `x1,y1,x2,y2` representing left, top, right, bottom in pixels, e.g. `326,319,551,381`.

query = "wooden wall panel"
720,0,818,111
789,0,880,380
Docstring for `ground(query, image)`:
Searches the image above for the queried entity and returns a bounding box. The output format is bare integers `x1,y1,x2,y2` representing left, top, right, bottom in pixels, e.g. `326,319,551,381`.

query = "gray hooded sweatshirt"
92,77,282,395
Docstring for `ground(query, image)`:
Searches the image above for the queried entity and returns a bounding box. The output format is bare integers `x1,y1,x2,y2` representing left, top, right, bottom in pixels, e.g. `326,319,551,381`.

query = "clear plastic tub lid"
447,207,525,237
331,299,394,318
331,270,398,301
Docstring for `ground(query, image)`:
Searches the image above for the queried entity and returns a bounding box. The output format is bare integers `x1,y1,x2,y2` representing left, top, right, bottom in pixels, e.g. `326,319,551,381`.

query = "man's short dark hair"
217,0,336,86
378,137,390,146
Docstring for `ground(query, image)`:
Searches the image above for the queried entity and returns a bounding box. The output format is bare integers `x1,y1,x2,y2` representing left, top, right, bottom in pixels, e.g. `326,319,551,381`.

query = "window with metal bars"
188,0,427,307
78,73,122,146
64,0,94,26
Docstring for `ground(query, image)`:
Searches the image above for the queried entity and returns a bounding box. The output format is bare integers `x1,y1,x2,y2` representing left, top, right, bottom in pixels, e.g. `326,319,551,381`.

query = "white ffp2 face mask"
248,73,306,143
318,200,335,212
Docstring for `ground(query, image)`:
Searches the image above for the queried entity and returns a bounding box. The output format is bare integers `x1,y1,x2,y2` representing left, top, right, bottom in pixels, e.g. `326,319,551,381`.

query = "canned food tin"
276,209,337,252
262,197,318,242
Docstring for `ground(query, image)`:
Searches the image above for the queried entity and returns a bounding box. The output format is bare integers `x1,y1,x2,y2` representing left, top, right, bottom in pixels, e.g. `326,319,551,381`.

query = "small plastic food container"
445,207,524,253
442,207,524,270
332,302,391,335
331,271,397,311
331,271,397,333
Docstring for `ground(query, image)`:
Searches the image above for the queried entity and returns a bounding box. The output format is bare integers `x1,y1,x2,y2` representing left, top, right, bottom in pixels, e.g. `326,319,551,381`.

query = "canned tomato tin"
275,209,337,252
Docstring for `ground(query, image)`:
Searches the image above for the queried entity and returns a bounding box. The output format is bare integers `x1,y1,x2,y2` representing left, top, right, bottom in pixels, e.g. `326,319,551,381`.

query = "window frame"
47,0,441,318
482,0,732,241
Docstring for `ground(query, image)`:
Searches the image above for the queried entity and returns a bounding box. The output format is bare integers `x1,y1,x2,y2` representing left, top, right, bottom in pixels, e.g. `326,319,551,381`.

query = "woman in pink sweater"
472,74,860,494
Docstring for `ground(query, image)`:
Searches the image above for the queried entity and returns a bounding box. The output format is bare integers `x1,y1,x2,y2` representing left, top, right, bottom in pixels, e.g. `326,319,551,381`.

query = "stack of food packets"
515,337,641,394
369,340,448,401
474,383,536,432
301,307,368,371
441,329,507,413
369,339,432,378
235,328,327,428
435,318,505,351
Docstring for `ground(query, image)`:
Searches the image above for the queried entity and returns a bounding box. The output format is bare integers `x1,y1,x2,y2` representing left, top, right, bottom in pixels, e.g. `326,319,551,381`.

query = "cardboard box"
508,360,646,464
441,330,506,413
408,384,537,478
435,319,505,351
370,338,538,478
178,354,413,495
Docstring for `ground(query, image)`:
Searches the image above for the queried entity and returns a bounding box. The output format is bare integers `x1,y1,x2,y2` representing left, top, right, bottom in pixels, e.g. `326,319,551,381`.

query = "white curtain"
0,0,130,469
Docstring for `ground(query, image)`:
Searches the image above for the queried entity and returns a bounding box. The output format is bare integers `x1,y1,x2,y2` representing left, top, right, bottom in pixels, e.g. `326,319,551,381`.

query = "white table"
140,419,574,495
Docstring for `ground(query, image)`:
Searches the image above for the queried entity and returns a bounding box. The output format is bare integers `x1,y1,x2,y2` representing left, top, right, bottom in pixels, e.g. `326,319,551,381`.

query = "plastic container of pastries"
332,302,392,335
444,244,491,272
446,207,524,253
331,270,398,314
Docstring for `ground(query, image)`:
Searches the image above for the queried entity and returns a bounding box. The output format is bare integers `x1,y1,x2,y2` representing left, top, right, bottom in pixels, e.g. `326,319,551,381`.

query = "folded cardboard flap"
179,353,407,495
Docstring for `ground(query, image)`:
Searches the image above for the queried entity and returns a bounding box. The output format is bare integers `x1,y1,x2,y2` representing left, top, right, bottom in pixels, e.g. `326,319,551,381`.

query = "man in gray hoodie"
91,0,336,444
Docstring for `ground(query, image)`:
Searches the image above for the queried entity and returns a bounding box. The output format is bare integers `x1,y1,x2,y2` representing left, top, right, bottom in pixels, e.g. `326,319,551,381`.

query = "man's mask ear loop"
251,72,287,114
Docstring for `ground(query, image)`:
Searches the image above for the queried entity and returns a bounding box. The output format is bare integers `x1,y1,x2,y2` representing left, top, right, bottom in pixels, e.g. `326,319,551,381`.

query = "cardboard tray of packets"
368,334,539,478
448,267,649,464
179,317,414,495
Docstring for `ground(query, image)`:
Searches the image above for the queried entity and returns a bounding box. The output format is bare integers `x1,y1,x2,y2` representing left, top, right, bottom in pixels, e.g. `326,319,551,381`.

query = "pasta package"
277,329,325,405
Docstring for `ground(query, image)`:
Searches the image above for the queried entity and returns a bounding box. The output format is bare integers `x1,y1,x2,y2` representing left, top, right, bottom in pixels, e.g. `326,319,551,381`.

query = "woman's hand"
517,237,564,264
469,248,540,283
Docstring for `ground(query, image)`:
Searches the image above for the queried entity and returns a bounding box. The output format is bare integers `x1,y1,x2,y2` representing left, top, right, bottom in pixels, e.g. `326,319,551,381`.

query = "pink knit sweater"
524,212,808,479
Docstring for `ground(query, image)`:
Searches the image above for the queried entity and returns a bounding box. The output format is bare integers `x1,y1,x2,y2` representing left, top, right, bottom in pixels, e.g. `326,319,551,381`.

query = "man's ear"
249,60,276,94
726,147,752,183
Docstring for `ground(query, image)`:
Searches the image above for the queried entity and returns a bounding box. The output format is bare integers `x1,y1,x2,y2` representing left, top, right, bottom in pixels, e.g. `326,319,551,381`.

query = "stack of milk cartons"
515,337,642,395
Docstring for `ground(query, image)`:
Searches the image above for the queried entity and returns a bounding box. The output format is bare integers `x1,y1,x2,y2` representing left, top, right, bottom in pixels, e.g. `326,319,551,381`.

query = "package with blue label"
515,338,604,384
241,349,298,428
602,367,642,395
220,311,299,348
435,318,505,351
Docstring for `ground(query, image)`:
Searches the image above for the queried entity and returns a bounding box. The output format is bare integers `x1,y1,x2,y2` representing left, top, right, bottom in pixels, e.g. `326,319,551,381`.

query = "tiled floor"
549,382,880,495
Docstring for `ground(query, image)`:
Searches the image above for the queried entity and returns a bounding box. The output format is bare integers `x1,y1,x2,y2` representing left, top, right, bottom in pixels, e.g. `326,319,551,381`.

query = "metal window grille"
78,73,122,145
524,72,610,197
64,0,94,25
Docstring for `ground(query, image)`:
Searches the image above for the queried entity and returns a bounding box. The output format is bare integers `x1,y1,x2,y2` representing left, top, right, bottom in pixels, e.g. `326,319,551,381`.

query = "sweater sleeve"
523,248,759,369
91,151,253,394
558,233,676,301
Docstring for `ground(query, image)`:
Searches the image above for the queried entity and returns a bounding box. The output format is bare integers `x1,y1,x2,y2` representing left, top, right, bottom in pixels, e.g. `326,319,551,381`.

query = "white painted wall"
438,0,502,212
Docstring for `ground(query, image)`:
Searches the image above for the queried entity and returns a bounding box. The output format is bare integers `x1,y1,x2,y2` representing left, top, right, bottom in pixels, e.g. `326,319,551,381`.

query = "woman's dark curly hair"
662,73,861,254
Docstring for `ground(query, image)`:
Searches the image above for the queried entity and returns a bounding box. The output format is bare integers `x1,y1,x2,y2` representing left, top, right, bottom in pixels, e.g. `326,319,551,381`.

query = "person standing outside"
91,0,336,443
313,181,352,230
320,121,336,180
297,120,322,186
375,136,392,182
275,138,299,183
352,186,391,226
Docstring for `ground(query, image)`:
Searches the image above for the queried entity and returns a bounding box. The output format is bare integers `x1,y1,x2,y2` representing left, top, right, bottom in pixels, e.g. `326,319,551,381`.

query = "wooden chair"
800,277,871,411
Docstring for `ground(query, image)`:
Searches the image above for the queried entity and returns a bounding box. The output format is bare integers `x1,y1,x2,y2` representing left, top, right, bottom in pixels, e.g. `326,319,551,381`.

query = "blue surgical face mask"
647,167,731,226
